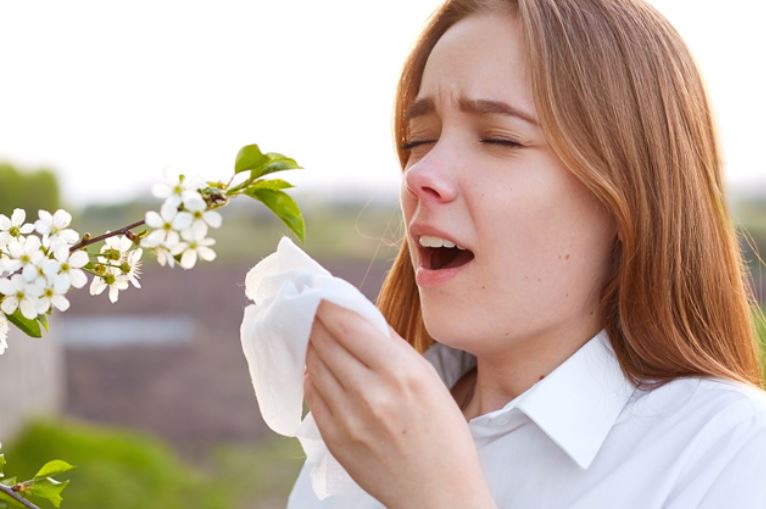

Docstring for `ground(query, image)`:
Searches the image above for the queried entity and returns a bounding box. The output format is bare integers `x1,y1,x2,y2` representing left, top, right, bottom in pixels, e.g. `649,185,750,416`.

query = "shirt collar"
423,328,639,470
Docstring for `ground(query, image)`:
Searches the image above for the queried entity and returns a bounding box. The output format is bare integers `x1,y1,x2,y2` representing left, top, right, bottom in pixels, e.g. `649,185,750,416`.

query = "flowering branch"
0,143,305,508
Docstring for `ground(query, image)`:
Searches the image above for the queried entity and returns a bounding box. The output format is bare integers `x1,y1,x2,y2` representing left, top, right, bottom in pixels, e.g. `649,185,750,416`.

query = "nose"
403,155,458,204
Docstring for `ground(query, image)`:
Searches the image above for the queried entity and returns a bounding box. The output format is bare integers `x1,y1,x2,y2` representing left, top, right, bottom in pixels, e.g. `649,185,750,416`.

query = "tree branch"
69,219,146,252
0,483,41,509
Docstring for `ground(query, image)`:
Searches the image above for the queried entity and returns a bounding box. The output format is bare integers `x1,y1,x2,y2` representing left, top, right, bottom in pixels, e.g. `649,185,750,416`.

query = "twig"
0,483,41,509
69,219,146,252
9,219,146,278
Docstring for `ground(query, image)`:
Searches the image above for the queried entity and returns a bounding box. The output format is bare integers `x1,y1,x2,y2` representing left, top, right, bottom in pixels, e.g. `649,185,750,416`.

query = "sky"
0,0,763,208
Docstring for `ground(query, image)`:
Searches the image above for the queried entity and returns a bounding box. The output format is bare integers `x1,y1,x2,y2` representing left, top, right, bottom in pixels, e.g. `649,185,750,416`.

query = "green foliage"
2,418,232,509
5,310,48,339
0,459,77,508
25,477,70,508
233,144,302,180
0,163,61,217
207,437,305,507
228,144,304,242
244,187,305,242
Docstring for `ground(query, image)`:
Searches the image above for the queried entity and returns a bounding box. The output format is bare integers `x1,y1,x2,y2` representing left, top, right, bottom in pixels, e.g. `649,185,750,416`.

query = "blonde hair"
376,0,765,391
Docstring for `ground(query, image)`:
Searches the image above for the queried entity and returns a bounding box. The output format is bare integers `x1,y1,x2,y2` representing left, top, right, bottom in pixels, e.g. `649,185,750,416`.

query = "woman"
291,0,766,507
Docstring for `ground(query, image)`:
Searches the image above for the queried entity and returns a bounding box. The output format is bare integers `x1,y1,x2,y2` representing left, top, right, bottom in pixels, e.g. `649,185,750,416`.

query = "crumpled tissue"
239,235,393,501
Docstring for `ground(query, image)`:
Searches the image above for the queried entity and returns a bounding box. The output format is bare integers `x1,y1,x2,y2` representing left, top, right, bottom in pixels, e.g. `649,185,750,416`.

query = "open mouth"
419,245,475,270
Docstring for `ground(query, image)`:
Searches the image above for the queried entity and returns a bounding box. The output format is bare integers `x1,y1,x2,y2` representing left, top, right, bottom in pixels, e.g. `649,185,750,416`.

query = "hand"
303,300,495,509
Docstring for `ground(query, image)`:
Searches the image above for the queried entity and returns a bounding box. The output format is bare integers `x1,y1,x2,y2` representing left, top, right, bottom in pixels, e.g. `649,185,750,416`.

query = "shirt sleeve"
696,410,766,509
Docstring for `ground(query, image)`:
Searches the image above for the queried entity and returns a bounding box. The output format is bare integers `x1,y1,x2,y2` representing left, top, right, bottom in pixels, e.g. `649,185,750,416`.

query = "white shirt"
287,328,766,508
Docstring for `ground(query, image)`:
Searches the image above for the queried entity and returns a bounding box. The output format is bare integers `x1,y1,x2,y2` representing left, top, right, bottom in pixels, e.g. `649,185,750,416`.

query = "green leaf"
234,144,269,175
246,178,294,192
244,188,305,242
0,453,4,476
27,477,70,508
34,460,75,479
6,310,41,338
37,314,49,333
0,477,17,487
255,153,302,179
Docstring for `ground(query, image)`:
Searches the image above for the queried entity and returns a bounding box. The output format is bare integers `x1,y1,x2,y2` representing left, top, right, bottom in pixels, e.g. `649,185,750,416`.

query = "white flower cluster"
140,171,221,269
0,208,91,354
88,233,143,304
0,171,223,355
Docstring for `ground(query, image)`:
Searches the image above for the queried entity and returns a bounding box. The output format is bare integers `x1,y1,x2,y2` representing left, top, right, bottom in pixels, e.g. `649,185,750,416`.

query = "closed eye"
399,138,523,150
480,138,523,148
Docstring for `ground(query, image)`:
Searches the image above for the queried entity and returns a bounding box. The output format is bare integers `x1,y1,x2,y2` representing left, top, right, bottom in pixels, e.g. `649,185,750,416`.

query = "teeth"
418,235,466,250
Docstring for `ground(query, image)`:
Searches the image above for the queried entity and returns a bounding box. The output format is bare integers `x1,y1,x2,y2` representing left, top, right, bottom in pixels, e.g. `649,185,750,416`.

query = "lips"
408,223,472,251
408,222,475,270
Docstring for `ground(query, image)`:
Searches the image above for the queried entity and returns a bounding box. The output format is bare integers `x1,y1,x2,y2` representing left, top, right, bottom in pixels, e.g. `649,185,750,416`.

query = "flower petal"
52,295,70,312
172,212,193,231
203,211,222,228
11,209,25,226
1,296,18,314
69,250,89,268
19,298,38,320
52,209,72,229
198,246,216,262
145,211,164,229
181,249,197,269
69,269,87,289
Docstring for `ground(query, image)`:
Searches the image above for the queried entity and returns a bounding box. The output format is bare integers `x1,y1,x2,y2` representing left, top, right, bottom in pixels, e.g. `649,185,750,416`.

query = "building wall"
0,322,64,443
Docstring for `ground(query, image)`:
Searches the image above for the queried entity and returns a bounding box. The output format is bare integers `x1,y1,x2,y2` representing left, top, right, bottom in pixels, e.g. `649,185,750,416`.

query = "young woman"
291,1,766,507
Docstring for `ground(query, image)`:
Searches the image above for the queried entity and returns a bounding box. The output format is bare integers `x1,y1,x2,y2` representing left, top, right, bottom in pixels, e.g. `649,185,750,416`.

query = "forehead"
415,11,533,119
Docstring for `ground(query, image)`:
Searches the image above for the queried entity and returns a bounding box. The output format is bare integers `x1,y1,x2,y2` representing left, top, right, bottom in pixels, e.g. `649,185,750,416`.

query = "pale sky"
0,1,763,207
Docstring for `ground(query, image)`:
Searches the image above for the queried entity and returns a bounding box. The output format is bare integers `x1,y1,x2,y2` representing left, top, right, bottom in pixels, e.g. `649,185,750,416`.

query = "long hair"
376,0,765,390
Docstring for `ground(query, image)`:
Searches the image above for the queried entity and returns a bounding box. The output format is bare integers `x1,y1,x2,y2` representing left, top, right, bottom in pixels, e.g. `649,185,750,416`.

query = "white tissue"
239,235,392,500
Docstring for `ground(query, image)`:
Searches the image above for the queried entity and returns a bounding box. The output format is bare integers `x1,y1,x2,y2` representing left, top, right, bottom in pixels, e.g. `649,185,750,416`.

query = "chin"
420,304,473,347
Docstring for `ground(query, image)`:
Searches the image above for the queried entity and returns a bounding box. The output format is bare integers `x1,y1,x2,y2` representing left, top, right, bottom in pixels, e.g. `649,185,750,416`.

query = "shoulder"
659,378,766,508
692,376,766,430
626,375,766,427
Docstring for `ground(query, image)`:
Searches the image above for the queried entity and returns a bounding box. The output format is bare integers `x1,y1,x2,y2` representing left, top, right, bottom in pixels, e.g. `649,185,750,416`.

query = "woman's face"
400,11,617,355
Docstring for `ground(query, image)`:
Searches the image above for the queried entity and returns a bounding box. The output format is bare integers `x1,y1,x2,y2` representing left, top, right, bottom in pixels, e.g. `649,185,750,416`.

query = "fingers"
310,311,370,389
304,358,334,427
305,323,353,418
316,300,402,371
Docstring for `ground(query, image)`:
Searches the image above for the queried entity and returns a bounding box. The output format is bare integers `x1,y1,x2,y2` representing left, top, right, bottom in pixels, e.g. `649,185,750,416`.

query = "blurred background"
0,1,764,508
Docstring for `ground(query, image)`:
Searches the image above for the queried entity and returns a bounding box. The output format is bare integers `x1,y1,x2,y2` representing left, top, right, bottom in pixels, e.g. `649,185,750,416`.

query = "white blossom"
0,209,35,249
151,168,205,210
97,233,133,264
171,222,216,269
34,209,80,248
5,236,47,282
43,245,89,290
153,245,178,268
0,312,7,355
36,273,70,314
123,248,143,288
184,194,222,231
0,274,43,320
141,200,190,248
89,267,130,304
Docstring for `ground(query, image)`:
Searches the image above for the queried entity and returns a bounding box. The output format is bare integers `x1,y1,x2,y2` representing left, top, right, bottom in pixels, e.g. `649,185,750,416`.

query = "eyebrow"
405,96,539,126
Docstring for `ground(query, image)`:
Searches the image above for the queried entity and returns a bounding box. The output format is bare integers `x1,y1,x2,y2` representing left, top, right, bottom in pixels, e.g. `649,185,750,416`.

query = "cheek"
478,163,614,314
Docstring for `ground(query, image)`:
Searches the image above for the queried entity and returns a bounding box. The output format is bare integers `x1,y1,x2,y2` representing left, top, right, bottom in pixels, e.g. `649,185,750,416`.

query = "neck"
461,322,603,421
